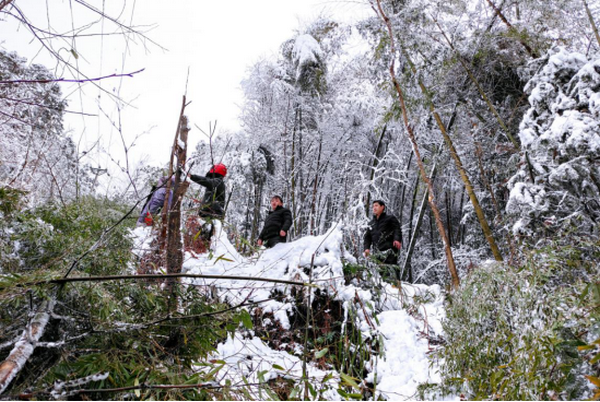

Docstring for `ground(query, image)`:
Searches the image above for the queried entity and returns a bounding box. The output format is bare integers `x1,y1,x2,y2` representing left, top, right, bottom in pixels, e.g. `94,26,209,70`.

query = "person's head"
208,163,227,177
372,200,386,217
270,195,283,210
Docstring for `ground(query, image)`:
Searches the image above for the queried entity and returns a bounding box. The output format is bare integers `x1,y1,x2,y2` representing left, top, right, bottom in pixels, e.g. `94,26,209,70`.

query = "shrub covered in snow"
437,235,600,400
507,47,600,236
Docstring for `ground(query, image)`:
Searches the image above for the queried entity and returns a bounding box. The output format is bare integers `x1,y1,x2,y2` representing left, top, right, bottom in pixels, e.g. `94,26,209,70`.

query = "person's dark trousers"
265,236,286,248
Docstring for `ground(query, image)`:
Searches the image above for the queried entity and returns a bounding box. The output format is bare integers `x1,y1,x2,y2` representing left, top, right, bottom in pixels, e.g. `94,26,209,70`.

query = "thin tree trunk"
166,114,189,276
475,142,503,222
398,37,505,262
401,160,438,283
445,187,453,249
310,134,323,235
375,0,460,288
398,151,414,229
408,172,420,243
583,0,600,48
366,125,388,214
0,298,56,395
0,0,14,12
290,107,298,236
457,187,466,245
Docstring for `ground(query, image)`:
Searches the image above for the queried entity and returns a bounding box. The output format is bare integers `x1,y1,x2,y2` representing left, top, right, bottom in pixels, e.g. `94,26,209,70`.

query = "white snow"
131,220,451,400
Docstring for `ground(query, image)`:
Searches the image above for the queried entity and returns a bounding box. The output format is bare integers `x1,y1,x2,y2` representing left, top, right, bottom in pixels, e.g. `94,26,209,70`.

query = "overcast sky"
1,1,371,178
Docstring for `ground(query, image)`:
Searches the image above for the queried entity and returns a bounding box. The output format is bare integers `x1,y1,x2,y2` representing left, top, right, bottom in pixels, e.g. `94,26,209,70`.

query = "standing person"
257,195,292,248
137,176,174,226
364,200,403,280
189,163,227,219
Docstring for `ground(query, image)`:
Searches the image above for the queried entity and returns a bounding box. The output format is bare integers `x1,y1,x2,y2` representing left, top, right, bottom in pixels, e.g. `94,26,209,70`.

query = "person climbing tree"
364,199,403,281
257,195,292,248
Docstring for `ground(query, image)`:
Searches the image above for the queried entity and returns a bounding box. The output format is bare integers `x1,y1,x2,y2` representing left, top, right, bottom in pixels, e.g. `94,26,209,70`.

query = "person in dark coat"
364,200,403,278
257,195,292,248
137,176,174,226
189,163,227,219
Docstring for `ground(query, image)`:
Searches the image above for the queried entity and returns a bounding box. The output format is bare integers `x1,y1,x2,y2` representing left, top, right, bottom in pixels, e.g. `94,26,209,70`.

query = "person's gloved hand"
144,212,154,226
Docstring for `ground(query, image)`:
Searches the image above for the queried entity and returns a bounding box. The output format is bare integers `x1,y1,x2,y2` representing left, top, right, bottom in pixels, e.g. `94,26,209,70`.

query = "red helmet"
209,163,227,177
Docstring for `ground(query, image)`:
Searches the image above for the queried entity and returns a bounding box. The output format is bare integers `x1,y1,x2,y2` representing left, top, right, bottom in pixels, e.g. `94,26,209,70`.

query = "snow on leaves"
507,47,600,235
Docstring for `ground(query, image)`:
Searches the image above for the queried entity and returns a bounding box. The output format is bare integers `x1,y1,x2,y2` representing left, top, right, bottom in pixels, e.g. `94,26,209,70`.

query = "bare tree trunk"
475,142,503,222
445,187,453,249
401,160,438,283
366,125,388,214
310,133,323,235
374,0,460,288
583,0,600,47
0,298,56,395
290,107,298,236
166,114,189,276
399,151,414,225
457,187,466,245
397,35,505,262
0,0,14,12
408,172,420,243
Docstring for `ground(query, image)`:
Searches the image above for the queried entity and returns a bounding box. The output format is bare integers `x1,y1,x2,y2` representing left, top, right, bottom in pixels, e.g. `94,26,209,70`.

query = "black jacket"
190,173,226,218
258,206,292,241
364,212,402,252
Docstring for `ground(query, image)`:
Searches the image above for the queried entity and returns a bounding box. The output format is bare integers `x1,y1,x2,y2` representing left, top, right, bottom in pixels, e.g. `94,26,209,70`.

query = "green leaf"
240,309,253,330
272,364,285,371
70,49,79,59
340,373,361,390
214,254,234,263
315,347,329,359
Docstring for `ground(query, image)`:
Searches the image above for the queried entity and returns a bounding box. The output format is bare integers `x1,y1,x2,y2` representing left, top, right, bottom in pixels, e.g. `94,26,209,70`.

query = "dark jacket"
258,205,292,242
190,173,226,218
364,212,402,253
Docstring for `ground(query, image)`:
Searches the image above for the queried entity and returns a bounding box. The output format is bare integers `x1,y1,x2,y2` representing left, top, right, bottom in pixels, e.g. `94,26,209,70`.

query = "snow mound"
130,221,450,400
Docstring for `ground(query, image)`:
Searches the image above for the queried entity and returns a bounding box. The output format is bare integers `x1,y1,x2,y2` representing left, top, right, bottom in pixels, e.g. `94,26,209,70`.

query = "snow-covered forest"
1,0,599,400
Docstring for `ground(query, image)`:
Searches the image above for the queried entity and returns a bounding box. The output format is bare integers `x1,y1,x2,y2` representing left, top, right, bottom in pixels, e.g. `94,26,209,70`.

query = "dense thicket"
1,0,600,400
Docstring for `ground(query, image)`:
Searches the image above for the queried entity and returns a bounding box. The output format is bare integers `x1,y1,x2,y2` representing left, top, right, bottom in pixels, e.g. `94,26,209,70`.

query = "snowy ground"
131,221,451,400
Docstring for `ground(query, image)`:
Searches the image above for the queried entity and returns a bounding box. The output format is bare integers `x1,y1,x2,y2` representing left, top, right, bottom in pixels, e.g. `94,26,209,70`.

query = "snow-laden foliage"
438,236,600,400
0,50,86,205
507,47,600,235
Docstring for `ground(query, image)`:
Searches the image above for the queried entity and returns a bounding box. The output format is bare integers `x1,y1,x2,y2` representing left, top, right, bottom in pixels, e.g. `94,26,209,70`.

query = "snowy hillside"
132,222,448,400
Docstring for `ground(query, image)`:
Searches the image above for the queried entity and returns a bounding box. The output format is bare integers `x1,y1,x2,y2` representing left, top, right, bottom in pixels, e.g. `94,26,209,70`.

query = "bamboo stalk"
374,0,460,288
398,41,504,261
401,160,438,281
0,298,56,395
20,273,314,288
583,0,600,48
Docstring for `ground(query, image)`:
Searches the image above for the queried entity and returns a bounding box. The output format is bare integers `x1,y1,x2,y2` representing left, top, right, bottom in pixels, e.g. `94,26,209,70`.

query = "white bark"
0,298,56,395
